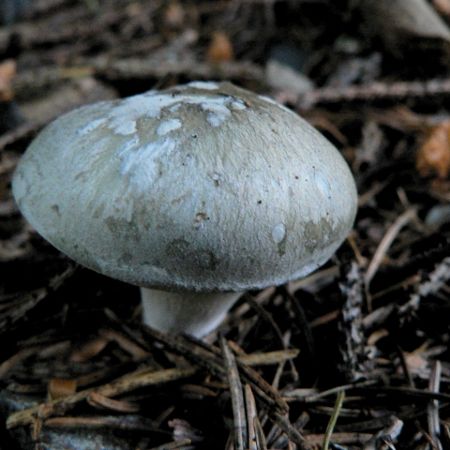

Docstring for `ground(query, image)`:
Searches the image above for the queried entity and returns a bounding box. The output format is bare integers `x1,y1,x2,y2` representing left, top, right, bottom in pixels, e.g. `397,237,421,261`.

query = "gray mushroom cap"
13,81,357,292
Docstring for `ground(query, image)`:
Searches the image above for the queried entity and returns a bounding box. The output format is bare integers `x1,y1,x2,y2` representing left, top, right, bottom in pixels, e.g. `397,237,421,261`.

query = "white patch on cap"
231,100,246,110
188,81,219,90
117,136,177,192
107,94,154,135
200,97,246,127
258,95,278,106
115,120,137,135
271,223,286,244
169,103,182,113
106,88,247,133
315,173,331,199
77,118,107,136
105,93,173,135
157,118,182,136
203,102,231,127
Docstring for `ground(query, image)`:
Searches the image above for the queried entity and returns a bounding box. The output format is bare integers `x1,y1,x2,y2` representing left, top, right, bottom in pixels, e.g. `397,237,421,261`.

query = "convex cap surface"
13,81,358,292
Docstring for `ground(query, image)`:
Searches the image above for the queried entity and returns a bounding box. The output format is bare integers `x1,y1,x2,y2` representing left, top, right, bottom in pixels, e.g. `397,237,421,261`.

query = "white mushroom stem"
140,288,242,338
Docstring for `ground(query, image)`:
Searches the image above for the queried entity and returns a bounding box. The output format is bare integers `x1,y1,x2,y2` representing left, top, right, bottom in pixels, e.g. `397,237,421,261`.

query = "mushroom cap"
13,82,357,292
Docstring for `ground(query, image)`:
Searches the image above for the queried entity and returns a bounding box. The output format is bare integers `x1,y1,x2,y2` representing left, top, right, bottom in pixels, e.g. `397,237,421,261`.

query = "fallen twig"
298,79,450,110
6,347,299,429
221,337,247,450
323,390,345,450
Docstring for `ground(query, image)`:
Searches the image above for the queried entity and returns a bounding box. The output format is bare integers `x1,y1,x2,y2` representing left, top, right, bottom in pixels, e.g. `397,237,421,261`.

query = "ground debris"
337,261,372,383
1,1,450,449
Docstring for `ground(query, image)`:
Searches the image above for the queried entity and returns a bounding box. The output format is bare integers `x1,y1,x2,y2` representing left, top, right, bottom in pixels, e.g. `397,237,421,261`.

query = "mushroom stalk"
140,288,242,338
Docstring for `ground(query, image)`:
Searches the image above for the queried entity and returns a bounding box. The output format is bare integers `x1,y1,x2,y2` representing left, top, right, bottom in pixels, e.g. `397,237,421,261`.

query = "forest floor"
0,1,450,449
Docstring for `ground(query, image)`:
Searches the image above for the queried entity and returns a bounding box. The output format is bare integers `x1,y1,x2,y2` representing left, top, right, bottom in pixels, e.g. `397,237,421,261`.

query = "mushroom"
12,81,357,337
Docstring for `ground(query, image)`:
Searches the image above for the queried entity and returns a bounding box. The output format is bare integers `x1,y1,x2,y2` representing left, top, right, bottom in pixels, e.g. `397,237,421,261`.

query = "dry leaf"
0,60,16,102
416,121,450,179
367,328,389,346
404,352,429,375
164,1,185,29
433,0,450,17
206,31,234,63
69,336,109,362
48,378,77,400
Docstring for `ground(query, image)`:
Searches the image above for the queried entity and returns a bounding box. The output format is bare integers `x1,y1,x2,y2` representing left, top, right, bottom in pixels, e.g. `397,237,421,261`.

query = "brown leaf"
433,0,450,17
69,336,109,362
0,60,16,102
48,379,77,400
164,1,185,29
206,31,234,64
416,121,450,179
